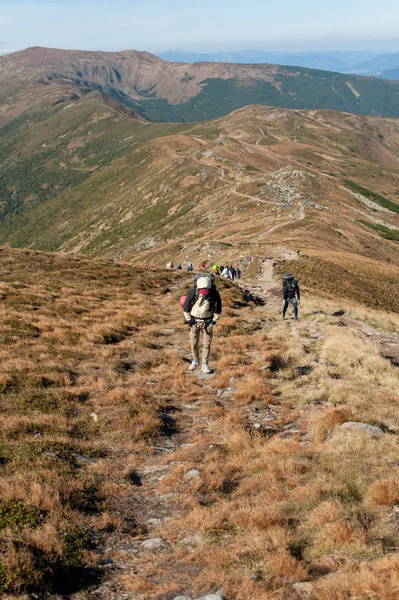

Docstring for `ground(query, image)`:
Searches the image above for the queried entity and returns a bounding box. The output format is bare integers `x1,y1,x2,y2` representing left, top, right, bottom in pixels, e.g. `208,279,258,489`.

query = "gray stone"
216,387,236,399
141,537,163,550
281,429,301,438
293,582,315,599
173,597,192,600
339,422,384,438
184,469,201,480
72,453,97,464
197,594,224,600
162,438,175,448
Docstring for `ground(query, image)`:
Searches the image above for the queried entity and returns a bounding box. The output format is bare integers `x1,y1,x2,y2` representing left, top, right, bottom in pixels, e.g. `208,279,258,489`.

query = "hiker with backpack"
221,266,229,278
282,274,300,321
187,263,194,272
236,267,241,280
183,274,222,374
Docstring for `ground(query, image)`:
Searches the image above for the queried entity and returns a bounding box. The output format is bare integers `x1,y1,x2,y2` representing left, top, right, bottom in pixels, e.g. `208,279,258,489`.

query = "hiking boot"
201,362,212,374
188,360,199,372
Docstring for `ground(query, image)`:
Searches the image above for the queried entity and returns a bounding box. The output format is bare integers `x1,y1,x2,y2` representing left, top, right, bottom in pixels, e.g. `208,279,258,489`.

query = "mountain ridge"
2,46,399,123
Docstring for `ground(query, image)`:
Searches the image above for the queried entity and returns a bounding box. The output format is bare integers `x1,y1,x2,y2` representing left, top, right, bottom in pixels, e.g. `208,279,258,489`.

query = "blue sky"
1,0,399,54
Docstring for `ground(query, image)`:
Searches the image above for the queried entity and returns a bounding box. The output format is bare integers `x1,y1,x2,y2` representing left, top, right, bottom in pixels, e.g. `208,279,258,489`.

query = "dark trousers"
283,298,298,319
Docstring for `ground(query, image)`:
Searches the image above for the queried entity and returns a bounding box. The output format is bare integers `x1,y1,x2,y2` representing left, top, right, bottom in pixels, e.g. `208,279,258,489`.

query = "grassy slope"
0,247,398,598
0,246,198,594
276,252,399,312
2,100,399,312
0,85,195,224
170,71,399,121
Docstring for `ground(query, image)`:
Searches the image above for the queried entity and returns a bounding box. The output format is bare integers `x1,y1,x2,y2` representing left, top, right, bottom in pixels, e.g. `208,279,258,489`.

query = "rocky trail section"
82,264,322,600
74,248,399,600
339,316,399,367
1,248,399,600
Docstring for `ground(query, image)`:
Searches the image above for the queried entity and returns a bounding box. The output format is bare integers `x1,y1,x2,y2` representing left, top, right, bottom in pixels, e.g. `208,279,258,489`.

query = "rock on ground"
184,468,201,480
173,593,224,600
293,582,315,599
141,537,163,550
339,421,384,438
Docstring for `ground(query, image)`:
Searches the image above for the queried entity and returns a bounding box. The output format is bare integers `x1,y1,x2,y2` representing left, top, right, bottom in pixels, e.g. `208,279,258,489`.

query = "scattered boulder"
173,592,224,600
184,469,201,480
338,422,384,439
72,453,97,464
216,387,237,399
141,537,164,550
293,582,315,599
332,310,345,317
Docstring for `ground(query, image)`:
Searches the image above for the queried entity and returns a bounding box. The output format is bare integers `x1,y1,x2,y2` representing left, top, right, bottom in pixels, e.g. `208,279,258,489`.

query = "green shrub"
0,500,44,531
358,219,399,241
344,179,399,213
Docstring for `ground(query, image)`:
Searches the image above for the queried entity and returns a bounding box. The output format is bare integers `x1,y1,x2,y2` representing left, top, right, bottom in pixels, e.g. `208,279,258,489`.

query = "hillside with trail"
0,247,398,599
1,57,399,598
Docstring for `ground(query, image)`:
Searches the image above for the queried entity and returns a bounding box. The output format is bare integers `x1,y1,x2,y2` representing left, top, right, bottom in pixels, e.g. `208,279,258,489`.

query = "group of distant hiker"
179,264,301,374
167,260,241,280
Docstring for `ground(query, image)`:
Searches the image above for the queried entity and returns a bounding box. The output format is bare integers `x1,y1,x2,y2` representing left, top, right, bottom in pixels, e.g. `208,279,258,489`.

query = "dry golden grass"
0,246,199,596
129,290,399,599
0,247,398,599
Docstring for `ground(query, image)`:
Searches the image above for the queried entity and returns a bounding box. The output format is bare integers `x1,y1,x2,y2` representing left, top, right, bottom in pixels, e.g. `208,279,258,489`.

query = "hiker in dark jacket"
282,278,300,321
183,276,222,374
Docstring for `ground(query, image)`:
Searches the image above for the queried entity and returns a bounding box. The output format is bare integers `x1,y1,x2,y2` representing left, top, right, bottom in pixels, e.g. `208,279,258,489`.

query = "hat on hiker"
196,276,212,290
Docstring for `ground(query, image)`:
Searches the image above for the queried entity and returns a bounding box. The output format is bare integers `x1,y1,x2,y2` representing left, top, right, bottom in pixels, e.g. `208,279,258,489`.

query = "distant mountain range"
157,50,377,72
2,46,399,127
158,49,399,80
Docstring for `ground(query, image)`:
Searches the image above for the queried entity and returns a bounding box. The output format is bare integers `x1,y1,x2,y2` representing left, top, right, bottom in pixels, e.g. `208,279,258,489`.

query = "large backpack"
180,273,215,307
283,273,294,284
285,278,298,299
194,273,215,290
192,274,216,309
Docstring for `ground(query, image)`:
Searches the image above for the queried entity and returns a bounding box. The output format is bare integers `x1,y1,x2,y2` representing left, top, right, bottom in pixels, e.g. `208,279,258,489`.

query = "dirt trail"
250,249,399,368
244,247,299,312
87,266,302,600
87,256,398,600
